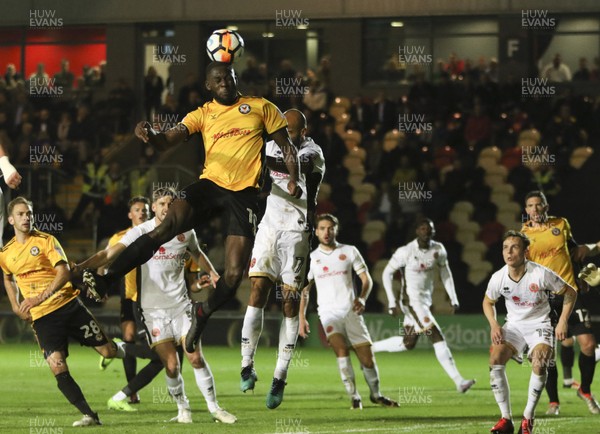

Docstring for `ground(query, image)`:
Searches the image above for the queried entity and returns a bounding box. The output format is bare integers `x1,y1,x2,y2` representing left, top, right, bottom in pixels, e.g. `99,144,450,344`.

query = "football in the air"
206,29,245,64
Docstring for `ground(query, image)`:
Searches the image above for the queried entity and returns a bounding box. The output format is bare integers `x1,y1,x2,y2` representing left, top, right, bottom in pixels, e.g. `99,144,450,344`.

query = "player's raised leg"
84,198,196,300
187,234,253,352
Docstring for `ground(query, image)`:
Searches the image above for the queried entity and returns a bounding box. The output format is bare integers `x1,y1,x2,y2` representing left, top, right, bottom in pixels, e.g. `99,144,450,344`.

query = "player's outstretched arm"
482,295,502,345
19,263,71,314
134,121,188,151
299,280,314,338
271,128,301,198
556,285,577,341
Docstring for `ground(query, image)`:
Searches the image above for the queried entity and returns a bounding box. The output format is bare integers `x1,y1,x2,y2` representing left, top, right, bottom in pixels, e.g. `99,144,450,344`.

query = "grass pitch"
1,343,599,433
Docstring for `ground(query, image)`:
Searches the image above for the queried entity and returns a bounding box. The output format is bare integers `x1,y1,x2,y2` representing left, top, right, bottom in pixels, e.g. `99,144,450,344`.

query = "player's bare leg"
489,343,514,433
575,333,600,413
84,199,195,300
187,235,253,352
427,325,475,392
154,341,192,423
184,342,237,423
240,276,272,392
329,334,361,409
266,288,300,409
354,345,399,408
46,351,101,427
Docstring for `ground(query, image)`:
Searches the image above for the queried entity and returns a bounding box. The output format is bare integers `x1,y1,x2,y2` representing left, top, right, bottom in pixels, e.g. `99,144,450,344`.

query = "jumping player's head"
284,109,307,148
7,196,33,235
502,230,530,268
151,187,177,224
315,213,339,247
205,61,238,106
524,190,549,224
415,217,435,245
127,196,150,227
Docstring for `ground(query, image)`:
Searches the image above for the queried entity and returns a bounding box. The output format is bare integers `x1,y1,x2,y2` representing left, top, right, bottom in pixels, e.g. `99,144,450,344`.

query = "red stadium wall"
24,43,106,80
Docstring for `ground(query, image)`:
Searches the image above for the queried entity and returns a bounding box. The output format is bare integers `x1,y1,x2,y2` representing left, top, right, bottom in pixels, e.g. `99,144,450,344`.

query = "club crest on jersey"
177,233,185,242
152,328,160,337
158,246,166,254
529,283,539,293
30,246,40,256
239,104,251,114
326,325,334,333
339,254,347,261
323,266,329,272
433,252,439,259
250,257,256,268
551,228,560,236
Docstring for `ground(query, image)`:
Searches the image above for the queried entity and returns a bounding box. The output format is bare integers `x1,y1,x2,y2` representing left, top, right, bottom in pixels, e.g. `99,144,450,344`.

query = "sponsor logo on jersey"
212,127,251,145
30,246,40,256
323,266,329,272
239,104,251,114
512,295,521,303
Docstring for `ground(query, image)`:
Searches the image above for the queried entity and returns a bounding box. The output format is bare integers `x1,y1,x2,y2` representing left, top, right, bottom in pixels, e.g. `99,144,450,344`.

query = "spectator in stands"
373,91,397,136
177,73,201,110
313,116,346,179
302,73,328,113
349,95,375,134
541,54,572,82
69,154,108,227
53,59,75,90
317,55,331,89
28,63,49,83
4,64,21,88
591,57,600,81
241,56,265,86
33,108,56,142
408,72,435,114
69,104,95,162
446,52,465,78
464,102,492,149
0,111,12,142
486,58,499,83
573,57,591,81
144,66,164,121
14,122,34,165
108,79,135,134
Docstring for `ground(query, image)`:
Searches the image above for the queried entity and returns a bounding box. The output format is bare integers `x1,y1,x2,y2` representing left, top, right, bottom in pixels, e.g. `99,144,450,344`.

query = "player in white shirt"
372,218,475,393
483,231,576,434
240,109,325,409
299,214,398,410
76,188,236,424
579,262,600,363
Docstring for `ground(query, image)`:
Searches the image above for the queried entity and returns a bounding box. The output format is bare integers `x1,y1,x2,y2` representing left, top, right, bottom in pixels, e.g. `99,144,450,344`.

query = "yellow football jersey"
522,216,576,288
108,229,138,301
0,230,78,321
181,96,287,191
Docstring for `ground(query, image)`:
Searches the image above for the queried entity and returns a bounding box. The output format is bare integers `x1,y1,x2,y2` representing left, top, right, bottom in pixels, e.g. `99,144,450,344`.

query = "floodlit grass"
1,343,598,433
